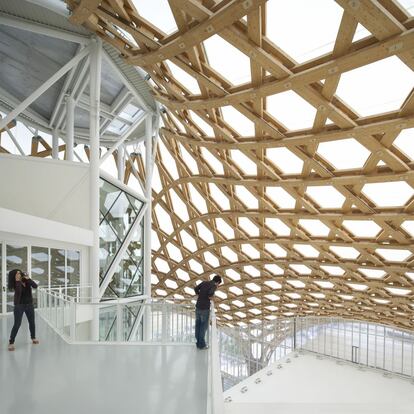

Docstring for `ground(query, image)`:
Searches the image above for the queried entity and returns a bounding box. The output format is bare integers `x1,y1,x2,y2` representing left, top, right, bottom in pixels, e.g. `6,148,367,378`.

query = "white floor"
224,352,414,414
0,314,208,414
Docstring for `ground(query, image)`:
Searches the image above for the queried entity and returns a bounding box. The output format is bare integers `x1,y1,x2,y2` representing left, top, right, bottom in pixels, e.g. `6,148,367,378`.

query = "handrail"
207,305,224,414
37,286,197,345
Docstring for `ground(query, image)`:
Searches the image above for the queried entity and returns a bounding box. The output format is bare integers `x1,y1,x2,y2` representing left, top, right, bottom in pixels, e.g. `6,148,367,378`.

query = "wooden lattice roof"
66,0,414,330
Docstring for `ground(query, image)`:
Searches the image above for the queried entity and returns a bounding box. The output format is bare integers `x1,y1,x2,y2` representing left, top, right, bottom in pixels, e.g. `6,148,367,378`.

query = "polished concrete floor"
0,314,208,414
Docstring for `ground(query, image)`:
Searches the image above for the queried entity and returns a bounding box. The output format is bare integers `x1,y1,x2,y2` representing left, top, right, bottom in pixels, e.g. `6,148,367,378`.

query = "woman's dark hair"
8,269,21,290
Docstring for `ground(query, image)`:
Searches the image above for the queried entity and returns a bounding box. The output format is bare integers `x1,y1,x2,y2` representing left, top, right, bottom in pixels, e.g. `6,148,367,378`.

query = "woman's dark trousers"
9,304,36,344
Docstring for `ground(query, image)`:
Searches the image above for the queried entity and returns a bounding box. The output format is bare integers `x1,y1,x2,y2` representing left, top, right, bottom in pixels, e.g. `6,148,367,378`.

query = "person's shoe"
32,339,39,345
200,345,209,350
8,344,15,351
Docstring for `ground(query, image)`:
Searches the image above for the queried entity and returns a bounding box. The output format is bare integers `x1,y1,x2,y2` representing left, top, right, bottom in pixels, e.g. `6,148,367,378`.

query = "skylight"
358,268,386,279
154,204,174,234
266,0,343,63
266,147,304,174
170,190,189,222
226,269,241,281
329,246,360,259
166,60,200,95
385,287,412,296
131,0,178,34
362,182,414,207
244,265,260,277
264,243,287,257
264,281,282,289
189,259,203,274
264,294,280,301
179,144,199,174
204,251,220,268
314,281,334,289
209,184,230,210
266,187,296,209
317,139,371,170
265,218,291,235
215,218,235,239
229,286,243,296
299,219,331,237
342,220,382,238
246,283,261,293
336,57,414,116
196,222,215,244
188,184,208,214
241,244,260,259
201,148,224,174
347,283,368,292
176,269,190,282
267,91,317,130
154,257,170,273
287,280,306,288
166,243,183,262
158,140,179,179
293,244,320,258
222,106,255,136
306,186,346,209
203,35,251,85
221,246,238,262
235,186,258,209
189,111,214,136
376,248,412,262
264,264,284,275
230,150,257,175
180,230,198,252
393,128,414,160
289,264,312,275
238,217,259,236
320,265,345,276
401,221,414,237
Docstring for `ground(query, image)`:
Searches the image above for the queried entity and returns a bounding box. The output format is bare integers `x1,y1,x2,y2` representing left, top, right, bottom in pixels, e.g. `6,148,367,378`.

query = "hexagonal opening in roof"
265,243,287,258
266,0,343,63
320,265,345,276
201,148,224,174
329,246,360,259
226,269,241,281
306,186,346,209
222,106,255,137
336,56,414,116
203,34,251,85
289,264,312,275
264,264,284,275
267,91,317,130
215,218,234,239
393,128,414,161
293,244,320,258
402,220,414,237
317,138,371,170
238,217,259,237
376,248,412,262
265,218,291,235
166,60,200,95
235,186,258,209
342,220,382,238
266,147,304,174
299,219,331,237
358,268,386,279
244,265,260,277
266,187,296,209
362,182,414,207
230,150,257,175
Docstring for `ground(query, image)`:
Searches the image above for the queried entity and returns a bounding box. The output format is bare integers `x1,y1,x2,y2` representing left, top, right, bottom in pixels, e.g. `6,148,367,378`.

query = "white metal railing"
207,306,225,414
37,286,196,344
218,318,295,390
218,316,414,391
296,316,414,380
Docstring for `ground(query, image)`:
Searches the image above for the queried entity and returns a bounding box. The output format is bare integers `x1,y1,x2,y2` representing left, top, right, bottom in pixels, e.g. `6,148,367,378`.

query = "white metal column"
52,128,59,159
65,95,75,161
143,115,152,298
117,143,125,182
89,37,102,339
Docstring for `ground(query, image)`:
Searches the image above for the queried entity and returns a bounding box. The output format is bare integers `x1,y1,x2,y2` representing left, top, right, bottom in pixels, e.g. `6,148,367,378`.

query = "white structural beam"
143,115,153,299
102,49,153,114
0,12,89,44
0,45,91,132
89,37,101,333
65,95,75,161
99,111,147,165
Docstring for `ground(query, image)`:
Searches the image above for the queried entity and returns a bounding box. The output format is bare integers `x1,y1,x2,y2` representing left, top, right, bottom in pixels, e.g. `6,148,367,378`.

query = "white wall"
0,154,90,228
224,352,414,414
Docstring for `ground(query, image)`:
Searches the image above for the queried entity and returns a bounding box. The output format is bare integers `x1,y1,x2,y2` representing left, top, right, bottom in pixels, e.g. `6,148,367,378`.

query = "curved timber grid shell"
66,0,414,330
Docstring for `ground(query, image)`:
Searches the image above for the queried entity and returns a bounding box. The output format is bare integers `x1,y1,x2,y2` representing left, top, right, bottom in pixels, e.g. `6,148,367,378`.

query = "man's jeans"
195,308,210,348
9,304,36,344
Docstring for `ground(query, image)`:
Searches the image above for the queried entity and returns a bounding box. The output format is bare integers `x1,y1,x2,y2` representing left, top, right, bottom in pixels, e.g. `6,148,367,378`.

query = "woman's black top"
14,279,38,305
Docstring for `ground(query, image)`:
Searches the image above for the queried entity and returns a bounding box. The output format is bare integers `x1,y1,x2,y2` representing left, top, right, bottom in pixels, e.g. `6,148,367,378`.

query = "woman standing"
8,269,39,351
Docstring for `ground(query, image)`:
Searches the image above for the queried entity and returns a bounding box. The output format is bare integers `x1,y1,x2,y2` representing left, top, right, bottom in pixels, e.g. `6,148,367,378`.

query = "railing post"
116,302,123,342
70,298,76,343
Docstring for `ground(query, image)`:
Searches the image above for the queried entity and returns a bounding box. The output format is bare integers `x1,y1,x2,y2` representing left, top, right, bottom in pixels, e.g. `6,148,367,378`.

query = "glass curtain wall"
1,242,80,313
99,177,144,299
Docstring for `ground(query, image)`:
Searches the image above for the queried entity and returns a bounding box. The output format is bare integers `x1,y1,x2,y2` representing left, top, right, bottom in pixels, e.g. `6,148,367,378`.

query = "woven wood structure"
65,0,414,330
